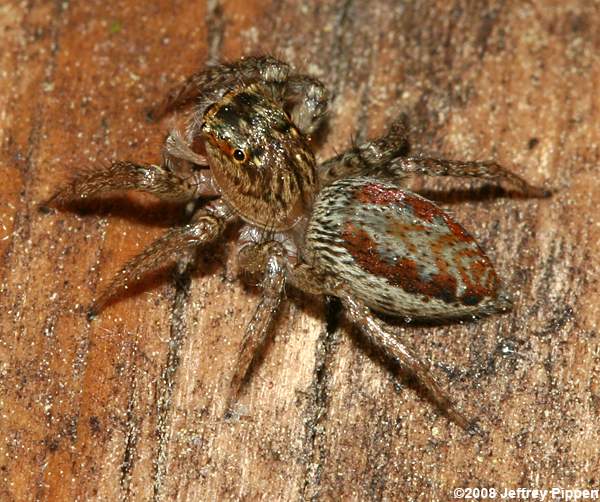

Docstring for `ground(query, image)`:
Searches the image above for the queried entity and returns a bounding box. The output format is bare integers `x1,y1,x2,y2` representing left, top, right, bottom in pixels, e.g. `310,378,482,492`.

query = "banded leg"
89,212,225,318
340,293,478,433
318,119,409,186
389,156,551,197
319,119,549,197
45,161,197,208
44,131,213,209
227,243,286,411
285,261,477,432
148,56,291,121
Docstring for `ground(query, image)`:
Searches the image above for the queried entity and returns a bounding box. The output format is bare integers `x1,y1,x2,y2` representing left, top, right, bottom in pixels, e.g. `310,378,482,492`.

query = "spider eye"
233,149,246,162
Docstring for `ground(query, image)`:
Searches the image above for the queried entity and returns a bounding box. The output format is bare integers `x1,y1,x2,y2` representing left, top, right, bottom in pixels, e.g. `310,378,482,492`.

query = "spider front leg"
226,241,287,412
148,56,291,121
148,56,330,137
44,130,214,209
283,74,330,135
89,210,226,318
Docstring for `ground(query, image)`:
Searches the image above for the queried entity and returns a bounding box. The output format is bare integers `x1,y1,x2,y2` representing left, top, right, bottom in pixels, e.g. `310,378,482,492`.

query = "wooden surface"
1,1,599,501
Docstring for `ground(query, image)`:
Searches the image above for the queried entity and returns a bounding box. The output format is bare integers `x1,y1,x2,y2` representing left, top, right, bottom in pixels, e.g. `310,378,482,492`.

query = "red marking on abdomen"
341,223,460,304
355,184,473,242
341,221,497,306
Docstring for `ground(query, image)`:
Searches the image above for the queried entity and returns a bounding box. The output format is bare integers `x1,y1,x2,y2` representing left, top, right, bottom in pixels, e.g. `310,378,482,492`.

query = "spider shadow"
89,236,228,317
416,183,546,205
43,195,190,228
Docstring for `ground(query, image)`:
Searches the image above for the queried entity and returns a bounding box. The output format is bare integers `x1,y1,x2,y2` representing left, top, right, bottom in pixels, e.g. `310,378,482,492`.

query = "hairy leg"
227,242,287,412
44,131,214,209
283,74,330,135
45,161,198,207
148,56,291,121
89,211,226,318
285,261,478,433
318,119,409,186
148,56,330,138
389,156,551,197
340,293,478,433
319,119,549,197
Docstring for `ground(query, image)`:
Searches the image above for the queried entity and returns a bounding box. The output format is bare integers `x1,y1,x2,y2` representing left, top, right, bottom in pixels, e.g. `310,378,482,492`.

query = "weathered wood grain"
1,1,599,501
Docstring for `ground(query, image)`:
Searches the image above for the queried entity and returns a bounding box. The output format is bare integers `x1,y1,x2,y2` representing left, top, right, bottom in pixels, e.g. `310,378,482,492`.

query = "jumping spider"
48,56,549,433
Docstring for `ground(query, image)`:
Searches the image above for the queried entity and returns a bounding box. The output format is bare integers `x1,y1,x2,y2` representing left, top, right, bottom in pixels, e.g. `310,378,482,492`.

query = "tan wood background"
1,1,599,500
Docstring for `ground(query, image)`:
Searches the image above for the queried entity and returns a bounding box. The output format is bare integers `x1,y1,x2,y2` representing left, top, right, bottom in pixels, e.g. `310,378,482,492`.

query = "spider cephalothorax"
201,83,317,231
47,56,549,433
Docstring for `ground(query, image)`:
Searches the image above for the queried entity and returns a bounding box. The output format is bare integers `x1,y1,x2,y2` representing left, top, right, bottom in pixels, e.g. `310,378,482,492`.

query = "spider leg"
43,131,213,209
283,75,330,135
45,161,198,207
390,156,551,197
148,56,329,136
319,119,549,197
285,262,478,433
148,56,291,121
340,293,479,433
226,242,286,411
318,119,409,185
88,211,225,318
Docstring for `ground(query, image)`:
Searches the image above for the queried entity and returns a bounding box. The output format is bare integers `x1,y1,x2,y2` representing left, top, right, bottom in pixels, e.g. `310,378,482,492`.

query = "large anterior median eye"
233,149,246,162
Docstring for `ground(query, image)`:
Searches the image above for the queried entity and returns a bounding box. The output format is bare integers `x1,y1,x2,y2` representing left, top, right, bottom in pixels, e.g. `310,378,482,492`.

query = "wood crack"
152,259,195,502
300,298,341,501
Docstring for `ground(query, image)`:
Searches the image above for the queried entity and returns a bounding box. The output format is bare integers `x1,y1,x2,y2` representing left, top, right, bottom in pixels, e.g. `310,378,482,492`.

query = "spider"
47,56,550,433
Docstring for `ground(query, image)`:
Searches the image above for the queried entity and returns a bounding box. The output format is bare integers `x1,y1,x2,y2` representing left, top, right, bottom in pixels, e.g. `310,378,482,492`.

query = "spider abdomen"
305,177,510,320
